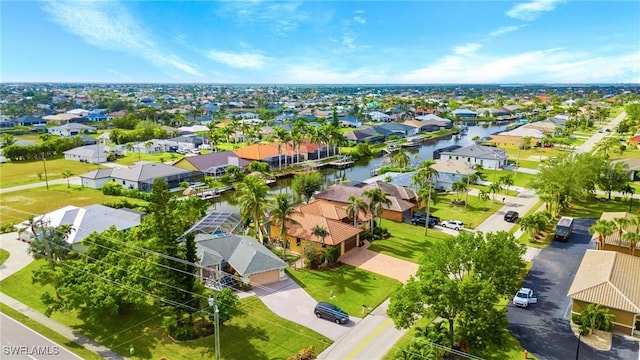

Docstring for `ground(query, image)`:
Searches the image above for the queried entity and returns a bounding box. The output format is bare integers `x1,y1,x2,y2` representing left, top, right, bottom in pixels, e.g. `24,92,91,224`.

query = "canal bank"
209,122,513,213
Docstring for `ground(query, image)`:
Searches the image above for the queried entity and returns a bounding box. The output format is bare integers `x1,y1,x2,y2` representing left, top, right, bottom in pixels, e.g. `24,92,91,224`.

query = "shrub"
175,326,196,341
162,317,177,337
102,182,123,196
0,223,15,234
288,346,315,360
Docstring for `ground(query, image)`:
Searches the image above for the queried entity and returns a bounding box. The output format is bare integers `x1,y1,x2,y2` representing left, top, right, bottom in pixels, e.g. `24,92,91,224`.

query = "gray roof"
181,151,250,172
63,145,108,158
110,163,194,182
440,144,506,160
195,234,287,276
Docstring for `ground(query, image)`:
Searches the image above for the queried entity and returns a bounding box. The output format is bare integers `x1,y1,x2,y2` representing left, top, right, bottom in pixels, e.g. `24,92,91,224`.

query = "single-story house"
270,211,362,258
612,158,640,181
439,144,507,170
80,162,202,192
451,108,478,119
429,159,477,191
296,199,370,227
567,250,640,335
593,212,640,256
339,115,363,128
18,204,144,251
15,115,47,127
48,123,96,137
85,112,110,122
63,145,109,164
313,181,417,223
233,143,296,168
195,233,287,286
42,113,84,124
367,111,390,122
414,114,453,129
344,128,385,144
374,123,418,138
173,151,251,176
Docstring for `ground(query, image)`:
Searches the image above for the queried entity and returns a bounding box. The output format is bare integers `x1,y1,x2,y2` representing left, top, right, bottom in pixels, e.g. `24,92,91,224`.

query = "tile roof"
110,163,195,182
567,250,640,314
313,183,415,212
180,151,250,171
431,159,476,175
79,168,114,179
286,212,362,246
362,181,416,202
297,199,370,222
440,144,507,160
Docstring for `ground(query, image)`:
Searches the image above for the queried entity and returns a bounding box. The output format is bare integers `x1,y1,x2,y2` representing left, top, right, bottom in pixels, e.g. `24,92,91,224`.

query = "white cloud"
397,47,640,84
42,1,203,78
453,43,482,55
489,25,524,37
281,63,388,84
220,1,311,36
353,16,366,24
506,0,563,21
206,50,268,69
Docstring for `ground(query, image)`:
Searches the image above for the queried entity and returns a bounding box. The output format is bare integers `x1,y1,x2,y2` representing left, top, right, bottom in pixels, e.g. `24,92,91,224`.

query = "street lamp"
208,296,221,360
575,331,581,360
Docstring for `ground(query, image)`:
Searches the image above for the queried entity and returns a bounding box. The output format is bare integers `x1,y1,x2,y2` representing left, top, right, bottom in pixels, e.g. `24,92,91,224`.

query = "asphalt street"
507,218,639,360
1,313,83,360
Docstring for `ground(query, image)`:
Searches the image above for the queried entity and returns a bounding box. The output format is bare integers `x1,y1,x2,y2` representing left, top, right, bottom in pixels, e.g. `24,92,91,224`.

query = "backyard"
286,264,401,315
0,260,331,360
0,157,104,188
0,184,148,226
368,219,453,263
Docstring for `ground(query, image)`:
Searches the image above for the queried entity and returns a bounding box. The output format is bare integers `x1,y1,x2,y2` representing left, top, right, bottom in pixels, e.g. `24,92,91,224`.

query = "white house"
439,144,507,170
63,145,108,164
49,123,96,137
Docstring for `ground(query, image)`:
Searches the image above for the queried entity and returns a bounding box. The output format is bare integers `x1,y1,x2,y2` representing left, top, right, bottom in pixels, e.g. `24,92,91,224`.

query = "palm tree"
412,160,439,189
451,180,468,202
499,174,514,193
290,129,303,164
612,217,629,246
235,175,271,244
311,224,329,265
392,150,410,169
61,169,73,188
363,188,392,234
310,127,327,160
274,127,289,169
489,182,501,201
477,189,490,205
345,195,368,228
580,304,616,335
622,232,640,257
269,193,300,260
592,136,624,159
588,219,616,250
27,220,73,271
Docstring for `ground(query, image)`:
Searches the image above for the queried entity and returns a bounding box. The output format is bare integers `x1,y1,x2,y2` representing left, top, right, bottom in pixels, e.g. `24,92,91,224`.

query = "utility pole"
42,154,49,190
208,296,221,360
424,182,432,236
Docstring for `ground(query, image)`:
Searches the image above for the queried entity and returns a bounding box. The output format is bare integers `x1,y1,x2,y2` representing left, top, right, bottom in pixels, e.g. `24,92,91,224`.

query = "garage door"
344,238,357,252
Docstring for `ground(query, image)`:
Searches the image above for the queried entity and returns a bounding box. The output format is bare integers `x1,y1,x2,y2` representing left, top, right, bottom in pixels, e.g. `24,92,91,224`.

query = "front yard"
427,192,505,229
0,157,104,188
0,185,148,226
0,260,331,359
368,219,453,263
286,264,401,315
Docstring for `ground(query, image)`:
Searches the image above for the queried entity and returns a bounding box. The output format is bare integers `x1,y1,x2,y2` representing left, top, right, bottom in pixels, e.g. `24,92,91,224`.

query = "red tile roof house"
312,181,418,223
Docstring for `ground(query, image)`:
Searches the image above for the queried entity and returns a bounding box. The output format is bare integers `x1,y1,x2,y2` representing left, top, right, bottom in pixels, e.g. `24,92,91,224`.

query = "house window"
296,238,301,246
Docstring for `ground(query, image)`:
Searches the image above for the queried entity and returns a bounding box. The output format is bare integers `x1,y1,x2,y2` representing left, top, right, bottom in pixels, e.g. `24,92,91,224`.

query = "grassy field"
0,157,104,188
426,192,504,229
513,159,541,170
1,260,331,360
0,304,103,360
563,196,636,218
0,185,148,226
368,219,453,263
286,264,401,315
114,152,185,166
0,248,9,265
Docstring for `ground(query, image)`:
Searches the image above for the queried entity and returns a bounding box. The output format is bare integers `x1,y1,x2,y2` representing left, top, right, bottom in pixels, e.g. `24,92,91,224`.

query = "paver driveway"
339,242,419,283
507,218,639,360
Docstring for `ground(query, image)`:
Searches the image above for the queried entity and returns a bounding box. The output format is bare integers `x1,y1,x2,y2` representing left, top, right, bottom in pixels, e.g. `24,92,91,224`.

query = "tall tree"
345,195,368,228
269,193,300,260
588,219,615,250
388,231,524,353
61,169,73,188
28,221,73,270
235,174,271,244
392,150,410,169
291,172,323,203
597,161,630,200
363,188,392,233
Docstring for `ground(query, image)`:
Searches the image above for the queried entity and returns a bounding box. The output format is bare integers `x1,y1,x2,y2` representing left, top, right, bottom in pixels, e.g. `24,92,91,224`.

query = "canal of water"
210,122,512,213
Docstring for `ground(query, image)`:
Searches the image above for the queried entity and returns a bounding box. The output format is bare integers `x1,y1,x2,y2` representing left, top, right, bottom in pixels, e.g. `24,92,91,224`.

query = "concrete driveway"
507,218,639,360
339,242,418,283
252,278,359,341
0,232,33,281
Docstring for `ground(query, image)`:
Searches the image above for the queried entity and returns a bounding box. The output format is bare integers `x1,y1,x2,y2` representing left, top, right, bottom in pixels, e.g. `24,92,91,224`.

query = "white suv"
512,288,538,308
442,220,464,231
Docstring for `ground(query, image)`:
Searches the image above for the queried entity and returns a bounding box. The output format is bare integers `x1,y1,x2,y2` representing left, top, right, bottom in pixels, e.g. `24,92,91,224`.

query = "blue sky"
2,0,639,84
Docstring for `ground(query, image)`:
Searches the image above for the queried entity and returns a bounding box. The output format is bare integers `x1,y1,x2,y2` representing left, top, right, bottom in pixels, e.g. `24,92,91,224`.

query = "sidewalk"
0,232,126,359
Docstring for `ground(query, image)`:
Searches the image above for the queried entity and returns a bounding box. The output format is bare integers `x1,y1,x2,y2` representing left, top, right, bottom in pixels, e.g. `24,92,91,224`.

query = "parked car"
314,302,349,324
442,220,464,231
504,211,519,222
413,212,440,224
512,288,538,308
411,215,436,228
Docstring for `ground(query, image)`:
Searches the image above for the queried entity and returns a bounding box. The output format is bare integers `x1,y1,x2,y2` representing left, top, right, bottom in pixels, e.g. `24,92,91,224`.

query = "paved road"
507,218,639,360
474,188,540,233
575,111,627,154
1,313,83,360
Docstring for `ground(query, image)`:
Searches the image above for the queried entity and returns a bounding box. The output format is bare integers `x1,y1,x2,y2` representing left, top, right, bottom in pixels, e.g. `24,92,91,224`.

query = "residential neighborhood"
1,83,640,360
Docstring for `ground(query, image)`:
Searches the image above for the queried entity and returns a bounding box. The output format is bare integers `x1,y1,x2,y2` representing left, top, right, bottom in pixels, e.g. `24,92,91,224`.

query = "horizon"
2,1,639,84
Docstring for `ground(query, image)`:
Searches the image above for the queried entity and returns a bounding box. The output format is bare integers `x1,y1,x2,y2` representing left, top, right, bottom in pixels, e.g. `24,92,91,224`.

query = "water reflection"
210,122,512,213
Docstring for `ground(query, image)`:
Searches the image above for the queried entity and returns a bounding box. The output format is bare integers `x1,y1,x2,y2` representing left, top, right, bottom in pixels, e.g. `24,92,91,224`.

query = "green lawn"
427,193,504,229
1,260,331,359
0,248,9,265
0,157,104,188
498,170,538,189
114,152,185,166
471,184,519,197
0,185,148,226
513,159,541,170
368,219,453,263
286,264,401,315
0,304,103,360
563,196,636,218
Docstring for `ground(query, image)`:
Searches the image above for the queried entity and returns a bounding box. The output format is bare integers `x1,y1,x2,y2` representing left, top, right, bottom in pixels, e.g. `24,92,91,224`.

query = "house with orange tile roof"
270,210,363,257
567,250,640,335
233,139,329,168
296,199,371,227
